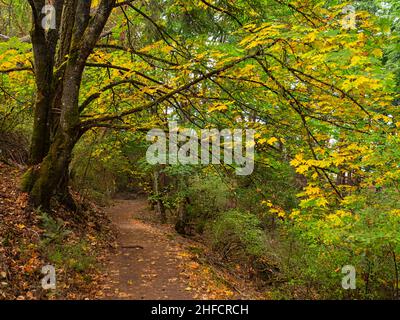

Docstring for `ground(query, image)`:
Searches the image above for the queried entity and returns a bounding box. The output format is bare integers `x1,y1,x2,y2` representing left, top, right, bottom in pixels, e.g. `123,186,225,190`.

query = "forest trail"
100,198,202,300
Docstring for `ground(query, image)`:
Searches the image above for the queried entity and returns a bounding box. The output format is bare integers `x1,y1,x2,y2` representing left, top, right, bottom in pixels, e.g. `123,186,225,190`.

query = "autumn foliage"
0,0,400,299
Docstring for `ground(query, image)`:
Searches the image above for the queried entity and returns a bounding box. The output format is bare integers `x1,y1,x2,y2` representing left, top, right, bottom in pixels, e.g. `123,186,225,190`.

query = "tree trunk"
153,169,167,223
30,130,79,210
175,196,190,235
30,52,85,209
28,10,56,165
24,0,116,210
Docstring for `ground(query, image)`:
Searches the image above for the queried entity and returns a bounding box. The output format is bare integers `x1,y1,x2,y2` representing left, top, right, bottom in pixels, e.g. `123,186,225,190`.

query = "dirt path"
100,199,197,300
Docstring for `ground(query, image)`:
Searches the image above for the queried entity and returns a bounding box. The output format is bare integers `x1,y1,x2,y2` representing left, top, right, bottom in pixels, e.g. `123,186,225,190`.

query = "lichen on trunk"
30,130,79,210
25,0,117,210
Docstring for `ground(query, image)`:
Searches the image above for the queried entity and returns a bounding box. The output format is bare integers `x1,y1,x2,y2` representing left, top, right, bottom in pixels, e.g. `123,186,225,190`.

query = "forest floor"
0,162,114,300
98,198,266,300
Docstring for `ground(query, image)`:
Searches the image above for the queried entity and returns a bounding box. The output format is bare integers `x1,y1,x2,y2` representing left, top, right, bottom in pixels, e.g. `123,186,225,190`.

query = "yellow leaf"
208,104,228,113
316,197,329,207
267,137,278,145
371,48,383,58
296,165,309,174
290,154,304,167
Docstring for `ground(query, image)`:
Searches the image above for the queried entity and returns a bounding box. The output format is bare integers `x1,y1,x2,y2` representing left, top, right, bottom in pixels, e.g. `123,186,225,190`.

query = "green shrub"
186,175,231,220
277,188,400,299
46,241,95,273
38,211,95,273
207,209,267,263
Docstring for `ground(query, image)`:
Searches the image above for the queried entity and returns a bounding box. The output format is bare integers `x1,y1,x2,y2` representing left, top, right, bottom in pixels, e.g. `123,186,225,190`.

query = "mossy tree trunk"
24,0,116,210
28,2,60,165
30,130,80,209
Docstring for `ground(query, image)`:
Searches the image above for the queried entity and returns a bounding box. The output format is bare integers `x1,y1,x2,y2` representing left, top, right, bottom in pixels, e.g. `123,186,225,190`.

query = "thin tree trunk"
153,169,167,223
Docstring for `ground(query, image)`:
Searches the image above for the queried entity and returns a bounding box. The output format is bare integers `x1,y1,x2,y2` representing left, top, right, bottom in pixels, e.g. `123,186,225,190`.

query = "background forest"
0,0,399,300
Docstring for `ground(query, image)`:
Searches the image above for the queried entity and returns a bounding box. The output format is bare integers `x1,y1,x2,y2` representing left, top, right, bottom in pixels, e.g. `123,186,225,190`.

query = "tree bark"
29,6,53,165
175,196,190,235
153,169,167,223
25,0,116,210
30,130,80,209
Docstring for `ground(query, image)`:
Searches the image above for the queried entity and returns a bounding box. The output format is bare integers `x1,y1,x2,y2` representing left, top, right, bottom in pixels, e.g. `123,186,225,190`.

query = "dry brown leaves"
0,162,115,300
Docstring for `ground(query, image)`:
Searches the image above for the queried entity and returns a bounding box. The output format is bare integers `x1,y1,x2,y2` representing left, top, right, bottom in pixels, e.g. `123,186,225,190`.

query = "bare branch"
0,67,33,74
79,79,145,113
113,0,136,7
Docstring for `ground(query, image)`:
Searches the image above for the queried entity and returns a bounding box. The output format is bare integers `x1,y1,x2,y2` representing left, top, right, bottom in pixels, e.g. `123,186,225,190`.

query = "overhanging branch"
80,52,260,130
0,67,33,74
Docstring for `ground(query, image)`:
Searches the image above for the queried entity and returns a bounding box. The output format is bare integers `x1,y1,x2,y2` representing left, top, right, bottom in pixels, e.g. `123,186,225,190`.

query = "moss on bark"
20,167,39,193
30,132,77,211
